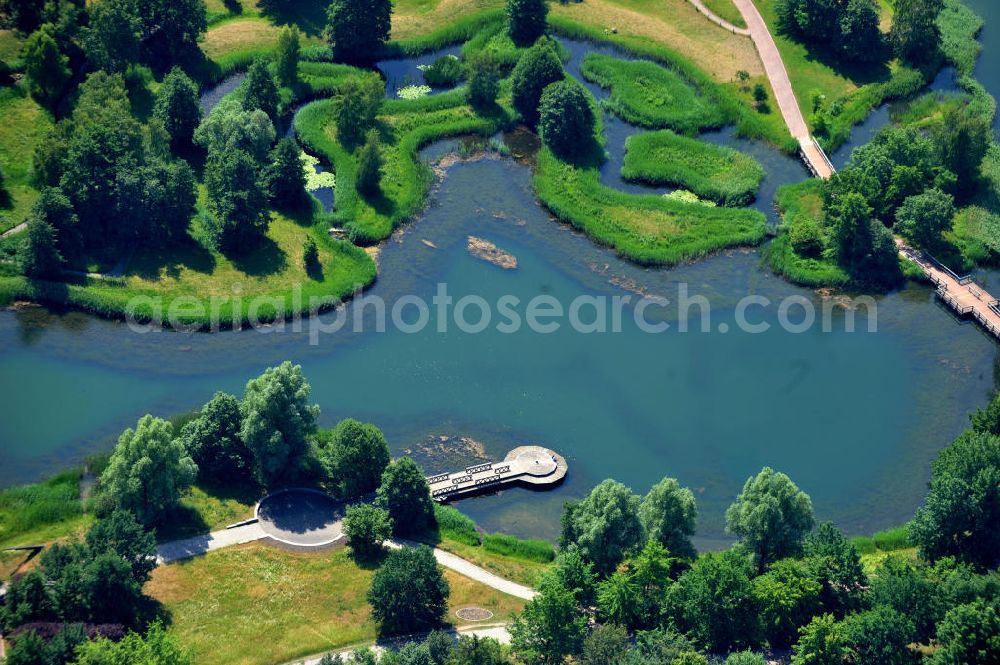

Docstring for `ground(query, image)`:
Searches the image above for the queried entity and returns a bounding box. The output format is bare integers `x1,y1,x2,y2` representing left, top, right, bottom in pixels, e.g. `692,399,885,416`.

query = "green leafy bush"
422,55,463,87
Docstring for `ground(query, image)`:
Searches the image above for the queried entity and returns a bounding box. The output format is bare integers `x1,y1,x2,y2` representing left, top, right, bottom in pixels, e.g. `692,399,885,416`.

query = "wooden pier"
427,446,568,502
898,239,1000,339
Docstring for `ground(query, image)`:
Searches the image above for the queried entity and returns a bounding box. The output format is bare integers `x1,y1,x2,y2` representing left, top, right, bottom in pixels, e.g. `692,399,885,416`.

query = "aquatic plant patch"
622,130,765,206
580,52,727,133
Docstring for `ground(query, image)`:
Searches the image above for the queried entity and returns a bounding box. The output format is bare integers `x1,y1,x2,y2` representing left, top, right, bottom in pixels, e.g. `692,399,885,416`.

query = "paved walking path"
155,523,268,564
729,0,835,178
390,540,537,601
286,624,511,665
687,0,751,36
898,239,1000,339
155,529,537,600
0,222,26,239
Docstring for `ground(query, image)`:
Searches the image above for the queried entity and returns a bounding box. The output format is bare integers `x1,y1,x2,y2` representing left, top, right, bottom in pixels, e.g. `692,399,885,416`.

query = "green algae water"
1,33,999,545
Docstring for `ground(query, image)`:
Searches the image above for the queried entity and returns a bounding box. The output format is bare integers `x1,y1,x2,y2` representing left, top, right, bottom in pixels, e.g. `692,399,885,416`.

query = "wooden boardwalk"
427,446,568,502
898,239,1000,339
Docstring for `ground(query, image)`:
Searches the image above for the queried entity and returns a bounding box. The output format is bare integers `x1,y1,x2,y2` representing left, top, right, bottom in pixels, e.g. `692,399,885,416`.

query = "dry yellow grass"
146,543,525,665
552,0,762,80
200,18,282,60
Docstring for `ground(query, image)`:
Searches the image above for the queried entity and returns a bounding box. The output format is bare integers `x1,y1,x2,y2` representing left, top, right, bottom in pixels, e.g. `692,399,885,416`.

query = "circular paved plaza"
256,489,345,547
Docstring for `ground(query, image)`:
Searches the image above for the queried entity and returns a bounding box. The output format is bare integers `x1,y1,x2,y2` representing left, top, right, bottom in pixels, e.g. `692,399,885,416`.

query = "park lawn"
551,0,761,82
110,211,376,325
622,130,765,206
701,0,746,28
147,543,526,665
432,535,551,588
0,29,24,63
0,470,92,549
0,85,52,233
154,484,260,543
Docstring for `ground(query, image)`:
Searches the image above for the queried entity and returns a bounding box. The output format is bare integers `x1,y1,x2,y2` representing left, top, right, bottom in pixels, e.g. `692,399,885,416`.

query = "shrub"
790,216,824,258
303,238,319,267
511,40,564,125
466,52,502,109
344,504,393,557
423,55,463,87
538,80,595,159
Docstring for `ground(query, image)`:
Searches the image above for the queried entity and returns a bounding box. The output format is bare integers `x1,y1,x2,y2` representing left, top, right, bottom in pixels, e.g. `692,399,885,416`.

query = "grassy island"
622,130,766,206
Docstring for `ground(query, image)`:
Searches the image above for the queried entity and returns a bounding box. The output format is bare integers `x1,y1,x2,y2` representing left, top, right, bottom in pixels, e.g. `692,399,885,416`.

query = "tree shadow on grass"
791,36,893,88
349,544,389,570
257,0,329,36
129,237,217,281
228,234,288,277
154,504,211,544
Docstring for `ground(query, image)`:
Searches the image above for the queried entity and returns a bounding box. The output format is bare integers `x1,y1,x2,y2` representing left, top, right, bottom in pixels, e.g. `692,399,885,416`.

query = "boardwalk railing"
927,253,973,285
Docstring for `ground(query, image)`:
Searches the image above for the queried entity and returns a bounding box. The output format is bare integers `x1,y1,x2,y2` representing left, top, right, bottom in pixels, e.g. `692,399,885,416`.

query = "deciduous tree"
506,0,547,47
538,80,595,160
640,476,697,560
511,41,564,125
326,0,392,62
376,457,436,536
560,479,644,575
367,546,448,635
240,362,320,485
100,415,196,524
324,418,391,497
726,467,814,567
154,67,202,151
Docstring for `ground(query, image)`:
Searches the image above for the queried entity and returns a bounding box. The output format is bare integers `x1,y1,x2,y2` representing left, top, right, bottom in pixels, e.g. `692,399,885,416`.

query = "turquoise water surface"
0,31,998,545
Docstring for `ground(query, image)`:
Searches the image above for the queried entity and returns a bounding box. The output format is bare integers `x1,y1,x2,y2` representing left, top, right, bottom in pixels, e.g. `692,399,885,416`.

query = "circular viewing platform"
427,446,568,502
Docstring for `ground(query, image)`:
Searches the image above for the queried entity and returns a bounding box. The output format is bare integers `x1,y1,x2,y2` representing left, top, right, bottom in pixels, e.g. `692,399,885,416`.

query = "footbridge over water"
427,446,568,502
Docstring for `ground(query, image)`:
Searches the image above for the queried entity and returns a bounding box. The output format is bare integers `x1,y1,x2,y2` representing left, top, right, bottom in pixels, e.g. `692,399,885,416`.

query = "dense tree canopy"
240,361,320,485
538,80,595,159
177,391,251,483
910,430,1000,568
367,546,449,635
23,25,70,106
375,457,436,536
270,137,308,205
326,0,392,62
891,0,944,64
510,578,587,665
154,67,202,152
560,479,644,575
506,0,548,47
466,52,502,110
776,0,883,63
275,25,301,87
243,58,280,123
343,503,393,558
640,476,697,560
100,415,197,524
896,188,955,251
666,548,759,652
511,41,564,126
83,0,141,73
323,418,391,497
725,467,815,567
335,76,383,148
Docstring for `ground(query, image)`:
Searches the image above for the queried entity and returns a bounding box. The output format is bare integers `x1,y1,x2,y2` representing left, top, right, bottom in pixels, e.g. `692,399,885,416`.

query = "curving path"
687,0,751,36
728,0,835,178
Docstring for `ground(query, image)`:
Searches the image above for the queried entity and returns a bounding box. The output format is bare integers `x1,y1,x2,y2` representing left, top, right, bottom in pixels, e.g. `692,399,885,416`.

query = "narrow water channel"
0,32,997,545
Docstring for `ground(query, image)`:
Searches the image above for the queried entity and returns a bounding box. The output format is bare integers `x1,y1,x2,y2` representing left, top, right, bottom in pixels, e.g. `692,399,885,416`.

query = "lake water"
0,29,998,546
